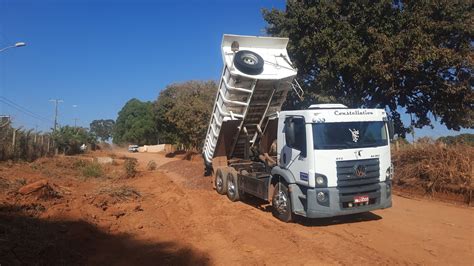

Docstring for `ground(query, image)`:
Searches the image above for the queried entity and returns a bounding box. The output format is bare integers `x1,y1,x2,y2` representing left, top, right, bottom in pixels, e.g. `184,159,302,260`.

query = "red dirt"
0,151,473,265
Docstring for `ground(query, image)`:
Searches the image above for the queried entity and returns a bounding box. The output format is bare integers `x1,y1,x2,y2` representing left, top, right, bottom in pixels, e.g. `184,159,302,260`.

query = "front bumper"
290,181,392,218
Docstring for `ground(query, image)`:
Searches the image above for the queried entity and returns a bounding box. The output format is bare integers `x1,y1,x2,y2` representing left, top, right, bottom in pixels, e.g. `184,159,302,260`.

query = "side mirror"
388,120,395,140
285,120,296,146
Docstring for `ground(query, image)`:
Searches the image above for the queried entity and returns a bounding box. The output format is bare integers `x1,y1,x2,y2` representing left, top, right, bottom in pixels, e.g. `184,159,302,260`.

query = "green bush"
124,158,138,178
82,163,103,178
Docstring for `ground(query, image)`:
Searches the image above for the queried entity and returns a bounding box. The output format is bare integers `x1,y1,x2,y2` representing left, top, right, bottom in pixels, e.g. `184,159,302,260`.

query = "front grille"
336,158,380,187
336,158,381,207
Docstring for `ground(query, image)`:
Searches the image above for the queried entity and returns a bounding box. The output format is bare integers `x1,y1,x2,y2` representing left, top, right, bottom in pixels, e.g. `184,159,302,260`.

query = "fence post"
12,129,16,153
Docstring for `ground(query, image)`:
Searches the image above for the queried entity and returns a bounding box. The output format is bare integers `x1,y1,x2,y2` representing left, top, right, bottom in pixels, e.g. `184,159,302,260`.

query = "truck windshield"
313,121,388,149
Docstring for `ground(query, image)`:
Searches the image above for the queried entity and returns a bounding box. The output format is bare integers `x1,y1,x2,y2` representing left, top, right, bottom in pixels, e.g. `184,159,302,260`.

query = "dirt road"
1,151,472,265
122,152,474,265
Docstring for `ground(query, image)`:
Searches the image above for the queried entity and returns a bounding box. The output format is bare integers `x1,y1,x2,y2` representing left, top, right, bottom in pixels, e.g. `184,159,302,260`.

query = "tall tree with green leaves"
263,0,473,136
113,99,157,145
90,119,115,142
154,80,217,149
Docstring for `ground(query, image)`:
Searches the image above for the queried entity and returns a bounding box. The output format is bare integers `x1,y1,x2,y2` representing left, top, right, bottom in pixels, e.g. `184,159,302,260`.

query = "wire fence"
0,122,54,162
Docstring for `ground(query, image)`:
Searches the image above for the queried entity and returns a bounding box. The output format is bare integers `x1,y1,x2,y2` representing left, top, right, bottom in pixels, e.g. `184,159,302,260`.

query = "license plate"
354,195,369,203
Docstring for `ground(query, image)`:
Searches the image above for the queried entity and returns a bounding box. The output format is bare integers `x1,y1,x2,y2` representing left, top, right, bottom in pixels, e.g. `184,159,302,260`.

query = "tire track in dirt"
120,151,474,265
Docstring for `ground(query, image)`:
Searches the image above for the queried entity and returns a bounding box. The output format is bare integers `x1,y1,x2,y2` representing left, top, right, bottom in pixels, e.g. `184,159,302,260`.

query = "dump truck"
203,34,393,222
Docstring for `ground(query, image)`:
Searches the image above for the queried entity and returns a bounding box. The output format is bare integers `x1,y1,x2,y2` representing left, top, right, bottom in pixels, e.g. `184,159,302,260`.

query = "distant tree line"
438,134,474,146
112,80,217,150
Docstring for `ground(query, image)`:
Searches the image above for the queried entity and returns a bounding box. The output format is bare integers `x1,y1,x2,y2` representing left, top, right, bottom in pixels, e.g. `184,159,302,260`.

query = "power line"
0,96,51,122
0,96,52,123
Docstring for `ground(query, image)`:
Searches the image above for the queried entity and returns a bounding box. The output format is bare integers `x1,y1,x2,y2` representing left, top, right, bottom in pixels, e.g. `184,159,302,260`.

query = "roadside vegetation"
392,138,473,205
0,122,54,162
52,126,97,155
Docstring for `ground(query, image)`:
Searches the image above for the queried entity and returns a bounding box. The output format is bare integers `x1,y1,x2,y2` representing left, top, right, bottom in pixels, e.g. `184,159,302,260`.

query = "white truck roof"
280,108,388,123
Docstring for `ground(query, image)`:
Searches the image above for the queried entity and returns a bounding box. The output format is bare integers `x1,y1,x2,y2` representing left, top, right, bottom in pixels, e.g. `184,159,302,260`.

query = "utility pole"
34,124,38,143
72,104,79,128
49,99,63,131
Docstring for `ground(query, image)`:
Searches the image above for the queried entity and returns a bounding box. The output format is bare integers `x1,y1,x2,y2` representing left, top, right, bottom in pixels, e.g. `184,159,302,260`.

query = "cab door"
280,116,309,184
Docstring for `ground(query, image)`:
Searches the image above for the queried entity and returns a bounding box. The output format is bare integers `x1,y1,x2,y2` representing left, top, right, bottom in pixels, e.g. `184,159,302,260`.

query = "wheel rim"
216,175,223,191
274,190,288,214
241,53,258,65
228,177,235,196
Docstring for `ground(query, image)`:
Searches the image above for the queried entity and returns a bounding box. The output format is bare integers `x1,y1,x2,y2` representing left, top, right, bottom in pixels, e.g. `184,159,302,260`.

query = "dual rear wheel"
214,168,293,222
214,168,240,201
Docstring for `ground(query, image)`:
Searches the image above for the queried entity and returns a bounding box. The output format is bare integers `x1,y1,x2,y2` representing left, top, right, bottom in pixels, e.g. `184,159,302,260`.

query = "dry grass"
98,185,141,201
147,160,157,171
81,162,103,178
393,143,473,204
124,158,138,178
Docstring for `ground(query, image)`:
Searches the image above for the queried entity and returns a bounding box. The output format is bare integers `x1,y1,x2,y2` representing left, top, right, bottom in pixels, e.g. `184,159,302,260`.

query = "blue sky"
0,0,471,138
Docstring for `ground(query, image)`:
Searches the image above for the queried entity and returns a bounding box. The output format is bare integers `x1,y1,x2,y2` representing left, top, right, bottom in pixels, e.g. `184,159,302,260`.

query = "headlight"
315,174,327,188
385,164,394,181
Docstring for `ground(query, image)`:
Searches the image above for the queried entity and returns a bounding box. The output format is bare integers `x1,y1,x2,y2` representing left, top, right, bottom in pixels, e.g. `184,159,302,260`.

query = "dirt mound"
158,159,211,190
165,151,203,163
392,143,473,204
92,185,141,209
17,179,63,200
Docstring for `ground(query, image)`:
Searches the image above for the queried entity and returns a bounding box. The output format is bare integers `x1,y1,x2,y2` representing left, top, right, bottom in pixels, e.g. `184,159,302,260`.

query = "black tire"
272,182,293,222
234,50,264,75
215,168,228,195
226,171,240,202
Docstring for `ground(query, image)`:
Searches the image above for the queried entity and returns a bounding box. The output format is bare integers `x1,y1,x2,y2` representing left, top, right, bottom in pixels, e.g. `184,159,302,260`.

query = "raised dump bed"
203,34,298,170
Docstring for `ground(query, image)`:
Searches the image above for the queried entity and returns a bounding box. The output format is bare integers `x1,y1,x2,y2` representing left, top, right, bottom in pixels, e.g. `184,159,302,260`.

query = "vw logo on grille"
354,165,366,177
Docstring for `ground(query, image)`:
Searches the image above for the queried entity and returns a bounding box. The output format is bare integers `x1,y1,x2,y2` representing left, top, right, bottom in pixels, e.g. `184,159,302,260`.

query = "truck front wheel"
215,168,228,195
272,182,293,222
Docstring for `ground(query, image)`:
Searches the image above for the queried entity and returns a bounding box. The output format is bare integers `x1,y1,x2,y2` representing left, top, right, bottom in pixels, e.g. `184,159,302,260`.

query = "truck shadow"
240,195,382,226
0,204,210,265
295,212,382,227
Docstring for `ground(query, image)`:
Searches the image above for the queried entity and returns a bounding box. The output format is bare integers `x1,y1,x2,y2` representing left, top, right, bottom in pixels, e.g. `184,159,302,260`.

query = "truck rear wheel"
272,182,293,222
215,168,228,195
226,172,240,202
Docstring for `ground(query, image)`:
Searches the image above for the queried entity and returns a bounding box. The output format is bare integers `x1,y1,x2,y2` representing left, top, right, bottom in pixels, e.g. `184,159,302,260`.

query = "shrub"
82,163,103,178
124,158,138,178
73,159,87,168
147,160,157,171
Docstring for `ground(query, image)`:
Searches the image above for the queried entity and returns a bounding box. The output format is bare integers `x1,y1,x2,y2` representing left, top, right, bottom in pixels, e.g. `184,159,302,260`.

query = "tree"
263,0,473,136
113,99,157,145
52,126,97,155
154,80,217,149
90,119,115,142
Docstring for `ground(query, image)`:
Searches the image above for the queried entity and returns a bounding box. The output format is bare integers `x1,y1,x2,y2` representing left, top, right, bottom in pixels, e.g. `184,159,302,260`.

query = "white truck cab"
203,34,392,222
274,106,392,219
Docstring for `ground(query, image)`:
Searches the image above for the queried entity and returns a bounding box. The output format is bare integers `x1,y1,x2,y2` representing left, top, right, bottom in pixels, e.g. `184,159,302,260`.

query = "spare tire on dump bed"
233,50,264,75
